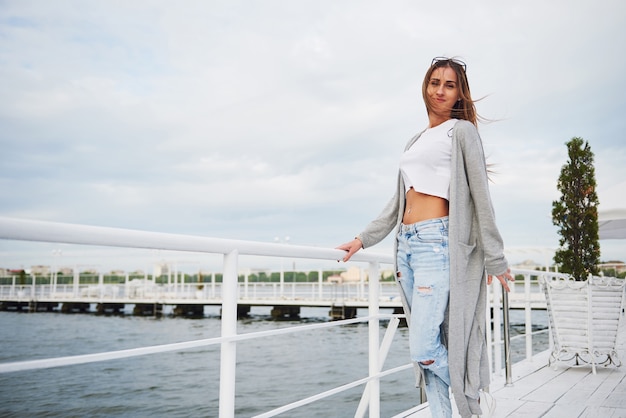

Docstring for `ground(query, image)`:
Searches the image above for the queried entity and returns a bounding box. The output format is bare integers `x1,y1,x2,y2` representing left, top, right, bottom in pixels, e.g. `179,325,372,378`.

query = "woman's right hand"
336,238,363,262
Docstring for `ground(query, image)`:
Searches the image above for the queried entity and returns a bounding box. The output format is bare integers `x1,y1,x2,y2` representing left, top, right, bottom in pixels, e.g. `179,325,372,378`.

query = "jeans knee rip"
420,360,436,369
417,286,432,294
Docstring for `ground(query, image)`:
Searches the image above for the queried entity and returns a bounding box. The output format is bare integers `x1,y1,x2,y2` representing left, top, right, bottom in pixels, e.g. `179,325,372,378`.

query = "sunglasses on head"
431,57,467,72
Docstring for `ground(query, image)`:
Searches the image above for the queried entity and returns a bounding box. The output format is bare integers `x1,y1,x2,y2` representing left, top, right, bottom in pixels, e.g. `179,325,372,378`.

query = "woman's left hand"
487,268,514,292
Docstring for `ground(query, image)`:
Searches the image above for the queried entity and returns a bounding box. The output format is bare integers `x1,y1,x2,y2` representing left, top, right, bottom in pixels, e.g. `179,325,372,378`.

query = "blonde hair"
422,57,478,126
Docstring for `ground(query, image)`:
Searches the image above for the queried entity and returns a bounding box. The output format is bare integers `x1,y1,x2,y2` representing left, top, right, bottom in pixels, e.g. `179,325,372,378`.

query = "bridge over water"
0,278,546,318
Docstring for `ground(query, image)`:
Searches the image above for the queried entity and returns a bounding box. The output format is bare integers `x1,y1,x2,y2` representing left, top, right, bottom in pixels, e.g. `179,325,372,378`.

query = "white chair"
540,273,624,374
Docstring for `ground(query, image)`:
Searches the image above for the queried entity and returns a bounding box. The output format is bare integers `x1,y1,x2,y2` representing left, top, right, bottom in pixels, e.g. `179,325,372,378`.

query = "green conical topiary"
551,137,600,279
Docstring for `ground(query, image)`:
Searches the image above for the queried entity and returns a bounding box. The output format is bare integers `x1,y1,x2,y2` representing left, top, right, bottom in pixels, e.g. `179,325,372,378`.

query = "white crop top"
399,118,456,200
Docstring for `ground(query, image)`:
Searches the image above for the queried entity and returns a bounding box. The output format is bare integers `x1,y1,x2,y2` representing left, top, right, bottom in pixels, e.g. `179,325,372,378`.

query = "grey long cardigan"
357,119,509,418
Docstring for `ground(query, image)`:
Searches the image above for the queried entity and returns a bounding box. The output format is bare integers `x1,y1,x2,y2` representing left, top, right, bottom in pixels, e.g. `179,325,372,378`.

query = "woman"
337,57,513,418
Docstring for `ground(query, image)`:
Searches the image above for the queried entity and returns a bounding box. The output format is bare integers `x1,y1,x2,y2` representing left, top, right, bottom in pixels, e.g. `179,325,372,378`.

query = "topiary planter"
540,273,625,374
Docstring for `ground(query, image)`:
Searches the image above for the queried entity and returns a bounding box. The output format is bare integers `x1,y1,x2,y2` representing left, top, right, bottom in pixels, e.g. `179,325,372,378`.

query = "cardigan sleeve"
456,121,509,276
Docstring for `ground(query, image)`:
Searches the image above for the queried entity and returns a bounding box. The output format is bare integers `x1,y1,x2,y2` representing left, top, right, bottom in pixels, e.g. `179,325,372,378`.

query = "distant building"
30,265,51,276
328,266,366,284
340,266,364,282
59,267,74,276
328,267,394,283
153,263,170,277
511,260,543,271
599,261,626,275
327,274,343,284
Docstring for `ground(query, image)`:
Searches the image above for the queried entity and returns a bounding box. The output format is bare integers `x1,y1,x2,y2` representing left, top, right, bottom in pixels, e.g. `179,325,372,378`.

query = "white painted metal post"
525,273,533,361
292,261,296,298
280,262,284,297
318,268,323,299
174,268,178,293
501,285,513,386
360,268,365,299
219,250,238,418
290,279,294,298
49,265,54,296
368,261,380,417
492,280,503,375
73,269,79,297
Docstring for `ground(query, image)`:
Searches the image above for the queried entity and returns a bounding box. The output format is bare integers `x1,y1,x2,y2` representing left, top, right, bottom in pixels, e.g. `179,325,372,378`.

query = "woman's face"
426,66,460,118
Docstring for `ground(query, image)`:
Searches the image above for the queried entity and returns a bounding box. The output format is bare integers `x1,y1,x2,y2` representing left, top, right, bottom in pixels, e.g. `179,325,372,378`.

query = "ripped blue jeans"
396,216,451,418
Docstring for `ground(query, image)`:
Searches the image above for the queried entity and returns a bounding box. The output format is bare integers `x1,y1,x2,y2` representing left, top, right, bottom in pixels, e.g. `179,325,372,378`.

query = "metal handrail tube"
254,363,413,418
492,281,503,374
501,287,513,385
0,216,393,264
0,313,394,374
508,329,549,341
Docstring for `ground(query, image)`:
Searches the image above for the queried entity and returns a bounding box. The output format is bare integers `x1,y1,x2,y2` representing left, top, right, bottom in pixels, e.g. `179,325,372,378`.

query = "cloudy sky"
1,0,625,272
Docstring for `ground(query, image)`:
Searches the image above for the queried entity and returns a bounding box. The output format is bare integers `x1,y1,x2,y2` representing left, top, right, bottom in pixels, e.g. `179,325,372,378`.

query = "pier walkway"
400,315,626,418
0,280,547,317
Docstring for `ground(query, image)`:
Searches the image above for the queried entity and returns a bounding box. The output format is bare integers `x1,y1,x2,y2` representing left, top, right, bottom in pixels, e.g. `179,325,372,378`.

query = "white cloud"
1,0,625,270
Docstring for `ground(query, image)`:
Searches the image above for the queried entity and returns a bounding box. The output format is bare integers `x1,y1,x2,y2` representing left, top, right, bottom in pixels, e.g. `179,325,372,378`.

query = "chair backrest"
541,274,625,361
541,277,591,353
588,277,625,353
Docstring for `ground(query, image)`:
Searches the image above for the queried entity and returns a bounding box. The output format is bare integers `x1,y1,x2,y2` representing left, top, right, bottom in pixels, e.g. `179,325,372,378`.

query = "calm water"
0,307,547,417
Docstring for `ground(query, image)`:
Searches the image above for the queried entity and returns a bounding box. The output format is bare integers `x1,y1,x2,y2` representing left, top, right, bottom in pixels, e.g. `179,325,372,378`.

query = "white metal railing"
0,216,549,417
0,277,544,310
0,281,403,303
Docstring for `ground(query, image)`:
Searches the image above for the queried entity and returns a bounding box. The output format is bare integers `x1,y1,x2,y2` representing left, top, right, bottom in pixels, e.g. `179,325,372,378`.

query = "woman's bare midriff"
402,188,449,225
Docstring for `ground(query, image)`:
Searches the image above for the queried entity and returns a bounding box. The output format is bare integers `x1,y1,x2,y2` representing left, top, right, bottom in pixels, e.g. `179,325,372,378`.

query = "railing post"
524,274,533,361
502,286,513,386
73,269,79,297
99,272,104,300
219,249,239,418
492,281,502,374
368,261,380,417
318,268,323,299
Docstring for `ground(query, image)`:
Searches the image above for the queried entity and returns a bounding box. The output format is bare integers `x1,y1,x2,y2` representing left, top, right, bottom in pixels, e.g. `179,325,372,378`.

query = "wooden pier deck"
400,314,626,418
